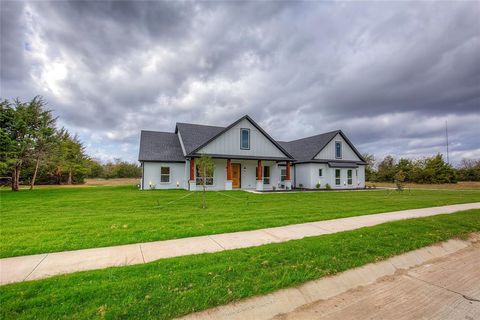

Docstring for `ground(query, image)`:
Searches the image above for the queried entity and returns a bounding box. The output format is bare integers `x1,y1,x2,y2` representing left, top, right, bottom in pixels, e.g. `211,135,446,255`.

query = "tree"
457,159,480,181
424,154,456,183
394,170,406,191
48,128,89,184
196,154,215,209
29,98,57,189
86,158,104,178
377,155,396,182
0,98,39,191
363,153,376,181
396,158,413,182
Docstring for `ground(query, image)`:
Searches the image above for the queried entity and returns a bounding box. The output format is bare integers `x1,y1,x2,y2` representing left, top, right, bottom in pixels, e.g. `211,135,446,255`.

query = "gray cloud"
1,0,479,164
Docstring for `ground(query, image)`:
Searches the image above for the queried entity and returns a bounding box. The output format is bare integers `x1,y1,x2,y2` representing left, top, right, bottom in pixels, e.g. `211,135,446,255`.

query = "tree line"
364,153,480,183
1,97,140,191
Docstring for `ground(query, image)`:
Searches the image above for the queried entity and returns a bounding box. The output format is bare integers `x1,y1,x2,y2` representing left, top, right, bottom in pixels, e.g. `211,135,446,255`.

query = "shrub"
316,182,321,189
325,183,331,190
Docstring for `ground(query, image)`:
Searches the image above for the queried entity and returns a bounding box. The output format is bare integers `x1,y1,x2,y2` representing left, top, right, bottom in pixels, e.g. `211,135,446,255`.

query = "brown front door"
232,163,241,188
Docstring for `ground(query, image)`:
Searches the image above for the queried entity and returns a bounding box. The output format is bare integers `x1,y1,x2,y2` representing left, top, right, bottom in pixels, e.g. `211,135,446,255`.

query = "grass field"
1,210,478,319
1,186,480,258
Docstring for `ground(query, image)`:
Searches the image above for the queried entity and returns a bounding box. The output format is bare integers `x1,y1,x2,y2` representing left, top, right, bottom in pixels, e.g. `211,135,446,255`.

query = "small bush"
325,183,331,190
316,183,321,189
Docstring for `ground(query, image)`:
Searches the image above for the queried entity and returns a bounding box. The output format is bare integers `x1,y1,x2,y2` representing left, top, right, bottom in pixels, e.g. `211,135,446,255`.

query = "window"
196,165,214,185
263,166,270,184
335,141,342,159
347,169,352,185
160,167,170,183
280,168,287,181
240,128,250,150
335,169,341,185
319,168,323,177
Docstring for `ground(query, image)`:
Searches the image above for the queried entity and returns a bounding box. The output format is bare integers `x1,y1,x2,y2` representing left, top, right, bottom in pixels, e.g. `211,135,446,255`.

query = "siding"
294,163,365,189
198,119,285,158
142,162,186,190
314,133,360,161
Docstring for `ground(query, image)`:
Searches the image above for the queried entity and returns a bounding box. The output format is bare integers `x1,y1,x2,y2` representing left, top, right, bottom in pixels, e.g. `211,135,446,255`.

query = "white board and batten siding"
295,163,365,189
142,162,186,190
314,133,360,161
197,119,285,158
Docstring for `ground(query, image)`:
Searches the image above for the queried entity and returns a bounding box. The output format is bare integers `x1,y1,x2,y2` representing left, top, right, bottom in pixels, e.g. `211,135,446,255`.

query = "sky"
1,1,479,165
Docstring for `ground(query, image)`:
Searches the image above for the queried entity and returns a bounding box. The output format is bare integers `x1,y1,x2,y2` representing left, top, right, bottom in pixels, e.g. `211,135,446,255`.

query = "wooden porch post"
226,159,232,180
190,158,195,181
286,161,291,181
257,160,262,180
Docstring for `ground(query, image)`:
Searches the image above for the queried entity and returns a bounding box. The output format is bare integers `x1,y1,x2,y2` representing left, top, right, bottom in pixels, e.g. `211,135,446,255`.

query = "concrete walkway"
182,233,480,320
1,202,479,285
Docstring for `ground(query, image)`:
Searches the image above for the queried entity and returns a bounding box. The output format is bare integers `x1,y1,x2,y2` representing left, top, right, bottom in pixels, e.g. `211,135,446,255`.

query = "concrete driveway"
275,242,480,320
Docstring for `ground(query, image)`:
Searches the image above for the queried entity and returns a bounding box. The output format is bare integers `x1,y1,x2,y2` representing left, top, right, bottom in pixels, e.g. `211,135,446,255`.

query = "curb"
179,233,480,320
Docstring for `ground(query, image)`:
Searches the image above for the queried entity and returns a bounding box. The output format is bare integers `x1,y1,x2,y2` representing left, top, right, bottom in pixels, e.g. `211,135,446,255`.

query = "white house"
138,115,366,191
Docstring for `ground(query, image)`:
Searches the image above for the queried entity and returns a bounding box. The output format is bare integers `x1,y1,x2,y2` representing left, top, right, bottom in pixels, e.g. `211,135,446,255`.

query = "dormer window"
240,128,250,150
335,141,342,159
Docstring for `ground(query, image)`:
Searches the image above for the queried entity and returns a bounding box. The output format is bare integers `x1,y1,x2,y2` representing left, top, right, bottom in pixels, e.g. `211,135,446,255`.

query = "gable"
196,118,288,158
314,133,361,161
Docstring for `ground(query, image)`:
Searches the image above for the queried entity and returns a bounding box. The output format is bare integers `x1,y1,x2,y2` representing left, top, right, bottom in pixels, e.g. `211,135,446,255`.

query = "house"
138,115,366,190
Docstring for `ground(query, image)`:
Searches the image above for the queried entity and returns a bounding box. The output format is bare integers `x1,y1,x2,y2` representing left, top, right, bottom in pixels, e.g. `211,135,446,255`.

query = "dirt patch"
84,178,139,186
367,181,480,190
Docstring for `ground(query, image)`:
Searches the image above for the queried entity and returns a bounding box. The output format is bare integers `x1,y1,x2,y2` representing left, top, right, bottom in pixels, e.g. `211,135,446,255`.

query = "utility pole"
445,120,449,164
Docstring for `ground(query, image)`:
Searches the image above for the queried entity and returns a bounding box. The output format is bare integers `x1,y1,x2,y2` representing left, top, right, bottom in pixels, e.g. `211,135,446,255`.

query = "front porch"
187,157,292,191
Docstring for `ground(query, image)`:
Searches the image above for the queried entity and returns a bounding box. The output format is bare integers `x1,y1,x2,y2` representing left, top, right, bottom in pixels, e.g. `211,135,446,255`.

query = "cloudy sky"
1,1,479,165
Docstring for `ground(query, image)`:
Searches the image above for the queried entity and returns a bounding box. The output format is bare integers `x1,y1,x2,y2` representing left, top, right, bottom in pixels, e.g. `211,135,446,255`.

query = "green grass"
1,210,479,319
1,185,479,258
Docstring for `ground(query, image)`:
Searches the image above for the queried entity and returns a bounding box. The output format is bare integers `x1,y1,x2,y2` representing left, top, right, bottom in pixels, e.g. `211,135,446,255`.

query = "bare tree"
196,154,215,209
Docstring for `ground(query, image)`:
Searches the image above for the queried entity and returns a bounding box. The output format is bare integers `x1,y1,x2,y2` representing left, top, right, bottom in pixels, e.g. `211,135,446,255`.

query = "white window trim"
240,128,250,150
335,141,342,159
263,166,270,185
335,169,341,185
195,165,214,186
160,166,171,184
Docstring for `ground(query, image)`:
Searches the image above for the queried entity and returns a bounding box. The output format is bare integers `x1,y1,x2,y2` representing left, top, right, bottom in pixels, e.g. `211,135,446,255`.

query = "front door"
231,163,241,188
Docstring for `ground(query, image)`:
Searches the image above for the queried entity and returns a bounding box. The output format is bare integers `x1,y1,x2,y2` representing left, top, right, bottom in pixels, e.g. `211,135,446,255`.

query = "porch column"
189,158,196,191
225,159,232,190
285,160,292,190
256,160,263,191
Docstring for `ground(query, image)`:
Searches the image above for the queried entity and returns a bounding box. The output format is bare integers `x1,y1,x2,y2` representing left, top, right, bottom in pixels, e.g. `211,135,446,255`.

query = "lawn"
1,210,479,320
1,185,479,258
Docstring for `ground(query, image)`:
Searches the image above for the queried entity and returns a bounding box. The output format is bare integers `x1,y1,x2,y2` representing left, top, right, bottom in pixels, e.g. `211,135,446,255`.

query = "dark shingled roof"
278,130,340,161
138,131,185,162
139,117,364,163
175,122,225,155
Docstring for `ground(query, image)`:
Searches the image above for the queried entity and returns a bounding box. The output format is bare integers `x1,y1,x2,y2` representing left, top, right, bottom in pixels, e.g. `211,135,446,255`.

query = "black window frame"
240,128,250,150
319,168,323,177
347,169,352,185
